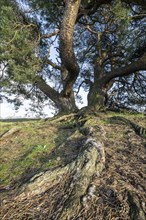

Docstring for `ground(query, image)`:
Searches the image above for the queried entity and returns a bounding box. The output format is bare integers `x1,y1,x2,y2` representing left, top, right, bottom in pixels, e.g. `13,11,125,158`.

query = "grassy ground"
0,112,145,188
0,111,145,219
0,118,74,187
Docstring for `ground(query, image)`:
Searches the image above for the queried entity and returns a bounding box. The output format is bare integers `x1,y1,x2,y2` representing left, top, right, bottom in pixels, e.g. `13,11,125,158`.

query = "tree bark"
87,54,146,111
88,85,107,111
35,76,78,114
87,59,109,110
60,0,81,97
58,90,78,114
102,54,146,85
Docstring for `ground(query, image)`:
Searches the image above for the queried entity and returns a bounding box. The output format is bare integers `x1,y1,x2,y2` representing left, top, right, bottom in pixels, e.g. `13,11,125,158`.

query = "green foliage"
112,0,130,35
113,0,129,21
0,5,41,85
0,0,145,113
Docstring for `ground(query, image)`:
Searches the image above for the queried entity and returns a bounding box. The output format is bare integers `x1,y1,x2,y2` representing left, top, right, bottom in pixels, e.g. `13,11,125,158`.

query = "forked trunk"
35,76,78,114
57,91,78,114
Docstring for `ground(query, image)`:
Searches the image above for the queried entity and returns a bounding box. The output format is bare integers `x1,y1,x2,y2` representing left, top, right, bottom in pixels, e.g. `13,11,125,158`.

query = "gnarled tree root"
15,127,105,219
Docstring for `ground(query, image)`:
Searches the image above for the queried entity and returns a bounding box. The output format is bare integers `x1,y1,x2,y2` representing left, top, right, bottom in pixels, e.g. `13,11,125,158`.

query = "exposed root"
0,127,20,138
1,126,105,220
1,114,145,220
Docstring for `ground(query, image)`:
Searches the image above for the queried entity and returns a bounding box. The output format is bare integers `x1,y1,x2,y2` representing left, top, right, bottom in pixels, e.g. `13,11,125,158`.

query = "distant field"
0,118,42,122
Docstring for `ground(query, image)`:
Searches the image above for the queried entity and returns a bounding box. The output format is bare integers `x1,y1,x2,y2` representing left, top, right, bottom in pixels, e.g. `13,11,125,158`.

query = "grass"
0,116,78,187
0,112,145,187
0,119,59,186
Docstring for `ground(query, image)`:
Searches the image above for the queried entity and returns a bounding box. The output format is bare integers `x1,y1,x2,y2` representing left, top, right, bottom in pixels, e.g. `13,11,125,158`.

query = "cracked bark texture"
60,0,81,97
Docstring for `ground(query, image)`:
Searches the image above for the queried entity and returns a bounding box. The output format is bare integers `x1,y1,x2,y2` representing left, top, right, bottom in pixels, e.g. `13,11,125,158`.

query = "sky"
0,89,87,119
0,100,54,118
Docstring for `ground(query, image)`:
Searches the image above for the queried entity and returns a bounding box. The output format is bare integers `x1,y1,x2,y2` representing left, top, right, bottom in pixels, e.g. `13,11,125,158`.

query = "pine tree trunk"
57,91,78,114
87,85,107,111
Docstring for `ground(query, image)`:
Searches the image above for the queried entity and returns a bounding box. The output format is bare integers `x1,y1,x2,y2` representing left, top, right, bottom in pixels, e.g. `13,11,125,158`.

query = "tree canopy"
0,0,146,115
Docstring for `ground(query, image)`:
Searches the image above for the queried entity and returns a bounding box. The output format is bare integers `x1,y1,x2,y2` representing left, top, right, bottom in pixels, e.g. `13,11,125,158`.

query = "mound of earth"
0,111,145,220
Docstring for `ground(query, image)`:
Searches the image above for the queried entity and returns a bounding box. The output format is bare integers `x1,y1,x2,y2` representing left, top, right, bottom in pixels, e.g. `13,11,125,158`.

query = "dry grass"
0,112,145,219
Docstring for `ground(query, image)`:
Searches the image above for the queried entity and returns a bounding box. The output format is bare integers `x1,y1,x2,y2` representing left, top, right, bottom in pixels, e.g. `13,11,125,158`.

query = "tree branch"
44,59,62,70
35,76,60,103
41,30,60,39
77,0,146,21
103,54,146,84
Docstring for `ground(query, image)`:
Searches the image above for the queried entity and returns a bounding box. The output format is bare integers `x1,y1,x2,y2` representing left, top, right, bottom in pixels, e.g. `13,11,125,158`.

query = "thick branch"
103,54,146,84
35,76,78,113
45,59,62,70
60,0,81,97
35,76,59,103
